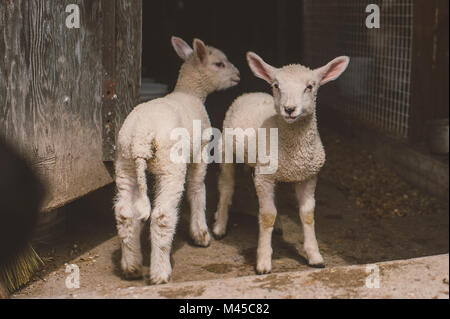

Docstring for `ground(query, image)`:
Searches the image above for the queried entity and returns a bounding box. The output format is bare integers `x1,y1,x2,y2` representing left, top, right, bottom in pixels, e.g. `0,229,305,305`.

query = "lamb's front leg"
295,176,324,268
253,174,277,274
187,163,211,247
150,167,186,284
213,163,235,239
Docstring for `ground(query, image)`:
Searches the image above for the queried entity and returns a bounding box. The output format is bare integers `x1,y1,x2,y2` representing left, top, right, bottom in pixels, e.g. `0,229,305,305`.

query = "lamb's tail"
132,133,155,221
134,157,151,221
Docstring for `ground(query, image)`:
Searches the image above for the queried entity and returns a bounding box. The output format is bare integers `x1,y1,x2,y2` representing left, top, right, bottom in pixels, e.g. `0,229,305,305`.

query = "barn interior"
0,0,448,298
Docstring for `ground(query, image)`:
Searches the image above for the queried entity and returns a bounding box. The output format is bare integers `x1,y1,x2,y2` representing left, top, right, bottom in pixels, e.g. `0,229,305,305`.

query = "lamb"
114,36,240,284
213,52,349,274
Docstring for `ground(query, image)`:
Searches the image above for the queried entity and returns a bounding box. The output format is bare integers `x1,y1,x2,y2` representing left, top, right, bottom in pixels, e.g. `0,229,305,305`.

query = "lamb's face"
171,37,240,91
272,66,318,123
246,51,350,125
201,47,240,91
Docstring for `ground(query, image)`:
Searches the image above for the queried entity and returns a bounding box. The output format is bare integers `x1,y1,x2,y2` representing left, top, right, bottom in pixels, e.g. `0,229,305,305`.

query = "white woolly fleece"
223,92,326,182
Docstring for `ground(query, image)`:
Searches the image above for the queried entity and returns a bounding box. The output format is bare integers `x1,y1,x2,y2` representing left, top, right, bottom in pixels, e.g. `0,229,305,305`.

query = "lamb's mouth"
284,115,299,122
231,77,240,84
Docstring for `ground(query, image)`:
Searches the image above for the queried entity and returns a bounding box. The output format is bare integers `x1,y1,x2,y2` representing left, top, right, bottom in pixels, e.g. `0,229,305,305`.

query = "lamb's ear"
193,38,208,64
315,56,350,86
171,36,193,61
246,52,277,84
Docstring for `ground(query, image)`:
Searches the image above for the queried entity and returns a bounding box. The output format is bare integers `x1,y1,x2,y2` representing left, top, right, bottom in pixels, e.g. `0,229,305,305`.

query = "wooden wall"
0,0,142,211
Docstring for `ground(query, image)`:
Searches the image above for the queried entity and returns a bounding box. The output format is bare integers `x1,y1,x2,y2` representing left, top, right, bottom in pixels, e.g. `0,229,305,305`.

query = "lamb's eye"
215,62,225,68
305,84,313,92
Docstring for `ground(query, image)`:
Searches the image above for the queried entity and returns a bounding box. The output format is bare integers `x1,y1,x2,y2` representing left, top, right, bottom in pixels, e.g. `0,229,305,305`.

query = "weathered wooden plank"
113,0,142,155
49,0,112,210
101,0,117,161
101,0,142,162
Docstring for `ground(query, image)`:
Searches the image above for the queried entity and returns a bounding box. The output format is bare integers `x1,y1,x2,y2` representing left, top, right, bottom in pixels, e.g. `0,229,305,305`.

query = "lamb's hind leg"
149,165,186,284
213,163,235,239
114,158,145,279
187,163,210,247
253,174,277,274
295,176,324,267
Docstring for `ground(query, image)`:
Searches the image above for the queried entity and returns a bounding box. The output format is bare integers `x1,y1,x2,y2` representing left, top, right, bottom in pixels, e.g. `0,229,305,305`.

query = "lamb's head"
246,52,349,124
171,36,240,92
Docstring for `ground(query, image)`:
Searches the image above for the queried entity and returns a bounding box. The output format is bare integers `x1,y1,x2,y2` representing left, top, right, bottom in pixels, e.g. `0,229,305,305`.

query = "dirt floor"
14,129,449,298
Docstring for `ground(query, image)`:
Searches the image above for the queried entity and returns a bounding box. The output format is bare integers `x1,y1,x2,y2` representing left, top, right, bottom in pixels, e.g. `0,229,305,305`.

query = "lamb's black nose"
284,106,295,115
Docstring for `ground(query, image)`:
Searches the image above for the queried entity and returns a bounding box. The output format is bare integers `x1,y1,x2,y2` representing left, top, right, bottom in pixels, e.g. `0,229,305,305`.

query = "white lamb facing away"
213,52,349,274
114,37,240,284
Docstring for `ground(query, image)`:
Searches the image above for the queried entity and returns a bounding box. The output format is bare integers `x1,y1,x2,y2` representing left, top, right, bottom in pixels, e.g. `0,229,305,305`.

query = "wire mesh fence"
303,0,413,139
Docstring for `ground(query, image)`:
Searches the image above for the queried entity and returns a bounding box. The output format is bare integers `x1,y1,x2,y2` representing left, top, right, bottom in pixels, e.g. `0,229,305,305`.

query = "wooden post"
409,0,449,143
102,0,117,161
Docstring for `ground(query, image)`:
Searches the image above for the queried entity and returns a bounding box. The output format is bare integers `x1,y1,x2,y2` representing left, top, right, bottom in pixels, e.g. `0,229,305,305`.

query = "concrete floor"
24,254,450,299
14,162,449,298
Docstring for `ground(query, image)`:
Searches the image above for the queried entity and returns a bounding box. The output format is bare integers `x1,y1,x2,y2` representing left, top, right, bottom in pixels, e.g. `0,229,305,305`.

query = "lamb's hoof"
212,223,227,240
213,232,226,240
308,262,325,269
150,276,170,285
122,267,142,280
191,230,211,247
150,272,171,285
256,260,272,275
307,254,325,268
121,256,143,280
256,268,272,275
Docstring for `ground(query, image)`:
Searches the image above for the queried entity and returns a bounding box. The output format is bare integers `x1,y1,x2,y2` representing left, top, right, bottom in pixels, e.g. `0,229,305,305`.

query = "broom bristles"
0,244,43,293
